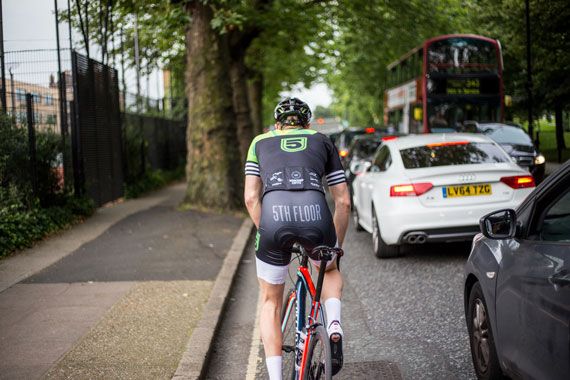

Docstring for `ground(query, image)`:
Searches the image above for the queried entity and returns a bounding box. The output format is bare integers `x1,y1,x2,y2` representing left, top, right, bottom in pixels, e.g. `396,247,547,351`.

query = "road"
205,217,476,379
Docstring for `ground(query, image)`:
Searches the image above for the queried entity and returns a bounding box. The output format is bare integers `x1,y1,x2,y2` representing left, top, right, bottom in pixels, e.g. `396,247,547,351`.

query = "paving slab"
45,281,212,380
0,282,135,380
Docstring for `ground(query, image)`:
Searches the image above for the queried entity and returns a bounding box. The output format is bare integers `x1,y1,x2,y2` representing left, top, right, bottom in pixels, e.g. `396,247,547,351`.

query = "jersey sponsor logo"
272,204,323,223
269,171,284,187
281,137,307,152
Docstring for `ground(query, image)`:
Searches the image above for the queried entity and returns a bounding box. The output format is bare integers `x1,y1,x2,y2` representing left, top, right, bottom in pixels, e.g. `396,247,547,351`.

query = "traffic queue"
329,124,569,380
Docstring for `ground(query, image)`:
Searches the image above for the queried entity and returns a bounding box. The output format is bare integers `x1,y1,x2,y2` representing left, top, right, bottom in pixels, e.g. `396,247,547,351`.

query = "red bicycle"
281,243,343,380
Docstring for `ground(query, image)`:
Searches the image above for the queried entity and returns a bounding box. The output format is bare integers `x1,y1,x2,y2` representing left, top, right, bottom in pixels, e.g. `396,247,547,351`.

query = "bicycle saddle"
274,226,323,253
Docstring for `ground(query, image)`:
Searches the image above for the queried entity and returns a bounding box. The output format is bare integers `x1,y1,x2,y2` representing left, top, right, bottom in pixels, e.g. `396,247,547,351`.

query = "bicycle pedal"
282,344,295,353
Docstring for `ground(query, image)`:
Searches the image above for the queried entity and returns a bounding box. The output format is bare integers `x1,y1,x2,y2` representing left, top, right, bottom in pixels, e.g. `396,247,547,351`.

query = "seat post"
313,259,328,303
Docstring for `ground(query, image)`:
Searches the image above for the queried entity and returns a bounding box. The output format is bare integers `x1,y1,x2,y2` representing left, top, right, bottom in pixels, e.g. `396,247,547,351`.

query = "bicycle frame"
282,252,329,380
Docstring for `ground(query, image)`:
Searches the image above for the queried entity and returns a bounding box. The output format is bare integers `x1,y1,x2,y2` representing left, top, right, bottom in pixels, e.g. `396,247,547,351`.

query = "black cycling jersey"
245,128,346,266
244,129,346,196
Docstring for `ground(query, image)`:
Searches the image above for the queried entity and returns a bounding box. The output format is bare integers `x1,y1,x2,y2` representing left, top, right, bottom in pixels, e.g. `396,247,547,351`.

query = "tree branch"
74,0,89,57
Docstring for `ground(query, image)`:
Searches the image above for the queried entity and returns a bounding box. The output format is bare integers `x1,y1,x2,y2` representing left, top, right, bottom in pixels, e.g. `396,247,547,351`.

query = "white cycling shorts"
255,253,338,285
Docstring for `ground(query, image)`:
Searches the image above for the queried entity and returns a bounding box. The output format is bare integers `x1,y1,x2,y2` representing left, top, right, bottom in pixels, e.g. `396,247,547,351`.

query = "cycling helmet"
274,97,312,126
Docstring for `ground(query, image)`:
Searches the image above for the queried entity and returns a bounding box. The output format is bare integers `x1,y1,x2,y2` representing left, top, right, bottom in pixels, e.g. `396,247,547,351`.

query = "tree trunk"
555,103,566,156
184,1,242,210
248,72,264,135
230,56,254,165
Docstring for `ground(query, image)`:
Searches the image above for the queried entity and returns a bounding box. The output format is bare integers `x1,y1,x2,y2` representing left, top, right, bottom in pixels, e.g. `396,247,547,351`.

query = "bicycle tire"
302,325,332,380
281,289,297,380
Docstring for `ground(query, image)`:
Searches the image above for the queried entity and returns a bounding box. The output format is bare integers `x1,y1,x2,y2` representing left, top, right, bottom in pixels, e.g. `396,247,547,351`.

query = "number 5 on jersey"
281,137,308,152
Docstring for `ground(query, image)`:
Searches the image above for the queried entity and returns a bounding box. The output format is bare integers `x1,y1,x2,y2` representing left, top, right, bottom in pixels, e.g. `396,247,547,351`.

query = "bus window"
427,100,500,133
427,37,498,74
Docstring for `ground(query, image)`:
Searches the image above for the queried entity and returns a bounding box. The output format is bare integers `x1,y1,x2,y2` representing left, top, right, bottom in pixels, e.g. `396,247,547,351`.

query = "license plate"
443,184,492,198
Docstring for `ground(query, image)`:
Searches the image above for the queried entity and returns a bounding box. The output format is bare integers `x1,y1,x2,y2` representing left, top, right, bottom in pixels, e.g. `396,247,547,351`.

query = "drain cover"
336,361,403,380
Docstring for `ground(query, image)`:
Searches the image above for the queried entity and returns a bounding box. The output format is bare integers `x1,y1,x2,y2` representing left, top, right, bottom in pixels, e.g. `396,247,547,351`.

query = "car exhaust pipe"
404,232,428,244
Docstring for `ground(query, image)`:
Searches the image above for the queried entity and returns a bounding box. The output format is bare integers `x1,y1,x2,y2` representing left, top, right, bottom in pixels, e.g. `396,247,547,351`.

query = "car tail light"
500,175,535,189
390,182,433,196
381,135,398,142
426,141,470,148
365,127,375,134
339,149,348,158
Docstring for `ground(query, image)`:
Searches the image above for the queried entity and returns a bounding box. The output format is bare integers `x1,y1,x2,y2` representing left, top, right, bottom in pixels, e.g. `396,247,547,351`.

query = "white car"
352,133,536,258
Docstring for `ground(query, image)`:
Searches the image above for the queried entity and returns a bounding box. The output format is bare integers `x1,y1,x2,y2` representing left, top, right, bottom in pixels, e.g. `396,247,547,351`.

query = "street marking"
246,291,263,380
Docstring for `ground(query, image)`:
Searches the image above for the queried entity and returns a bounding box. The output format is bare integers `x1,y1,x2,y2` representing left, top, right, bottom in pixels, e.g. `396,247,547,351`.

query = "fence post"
139,115,145,176
26,93,38,197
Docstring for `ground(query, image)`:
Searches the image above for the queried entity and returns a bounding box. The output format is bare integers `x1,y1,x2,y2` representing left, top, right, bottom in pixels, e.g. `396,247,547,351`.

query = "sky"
3,0,333,108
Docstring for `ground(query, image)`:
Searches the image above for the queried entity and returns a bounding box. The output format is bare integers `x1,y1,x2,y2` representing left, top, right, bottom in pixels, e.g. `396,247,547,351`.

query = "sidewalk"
0,182,252,380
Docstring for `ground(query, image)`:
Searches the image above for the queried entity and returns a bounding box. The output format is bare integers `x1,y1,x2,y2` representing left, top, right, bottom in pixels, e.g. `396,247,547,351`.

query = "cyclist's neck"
279,125,304,131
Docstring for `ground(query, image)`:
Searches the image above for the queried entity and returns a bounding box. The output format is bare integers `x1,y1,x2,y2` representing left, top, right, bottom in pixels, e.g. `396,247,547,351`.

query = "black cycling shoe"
329,321,343,375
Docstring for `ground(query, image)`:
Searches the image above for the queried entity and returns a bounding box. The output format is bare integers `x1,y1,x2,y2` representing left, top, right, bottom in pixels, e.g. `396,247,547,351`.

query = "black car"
344,134,383,188
332,127,373,166
476,123,546,183
464,160,570,380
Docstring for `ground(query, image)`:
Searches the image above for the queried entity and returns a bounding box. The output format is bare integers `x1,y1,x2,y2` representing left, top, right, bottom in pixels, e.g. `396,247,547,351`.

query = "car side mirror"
480,209,517,239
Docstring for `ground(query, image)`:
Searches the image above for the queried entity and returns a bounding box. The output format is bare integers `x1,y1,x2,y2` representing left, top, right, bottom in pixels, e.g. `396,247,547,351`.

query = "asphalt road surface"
205,217,476,380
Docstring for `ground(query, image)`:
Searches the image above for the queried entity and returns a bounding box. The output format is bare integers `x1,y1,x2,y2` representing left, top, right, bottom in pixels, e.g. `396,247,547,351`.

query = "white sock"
266,355,282,380
325,298,342,332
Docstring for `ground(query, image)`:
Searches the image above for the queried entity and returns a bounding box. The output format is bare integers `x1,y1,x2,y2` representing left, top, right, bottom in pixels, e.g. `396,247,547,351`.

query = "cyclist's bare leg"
320,260,343,300
314,260,343,342
258,278,285,356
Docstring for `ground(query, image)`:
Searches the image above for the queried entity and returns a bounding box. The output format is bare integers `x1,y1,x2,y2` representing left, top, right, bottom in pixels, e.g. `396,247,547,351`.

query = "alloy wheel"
472,298,491,373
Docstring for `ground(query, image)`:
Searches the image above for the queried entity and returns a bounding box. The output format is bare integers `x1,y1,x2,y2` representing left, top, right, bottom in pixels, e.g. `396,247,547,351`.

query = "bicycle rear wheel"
303,325,332,380
281,289,297,380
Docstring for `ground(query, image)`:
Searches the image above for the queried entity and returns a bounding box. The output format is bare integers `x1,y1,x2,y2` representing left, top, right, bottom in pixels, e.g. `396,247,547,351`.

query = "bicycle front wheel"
302,325,332,380
281,289,297,380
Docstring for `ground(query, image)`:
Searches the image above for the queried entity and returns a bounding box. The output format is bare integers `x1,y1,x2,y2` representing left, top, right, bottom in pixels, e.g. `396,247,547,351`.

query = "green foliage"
313,105,335,119
124,166,185,199
0,195,95,258
472,0,570,114
0,116,66,208
328,0,474,126
244,1,335,125
0,114,95,258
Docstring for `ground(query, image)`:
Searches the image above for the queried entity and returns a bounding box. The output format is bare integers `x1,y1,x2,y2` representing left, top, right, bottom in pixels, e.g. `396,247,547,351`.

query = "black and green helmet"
273,97,312,126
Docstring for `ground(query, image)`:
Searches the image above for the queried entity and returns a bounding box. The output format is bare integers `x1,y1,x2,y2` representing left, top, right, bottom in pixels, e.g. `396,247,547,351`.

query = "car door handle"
549,270,570,288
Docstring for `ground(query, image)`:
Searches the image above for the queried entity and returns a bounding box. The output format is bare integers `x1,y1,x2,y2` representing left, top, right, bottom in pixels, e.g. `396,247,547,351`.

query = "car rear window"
400,142,510,169
353,139,380,158
483,126,533,145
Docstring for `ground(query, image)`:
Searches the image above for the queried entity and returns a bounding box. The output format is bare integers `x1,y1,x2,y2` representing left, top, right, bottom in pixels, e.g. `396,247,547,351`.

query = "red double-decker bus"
384,34,504,134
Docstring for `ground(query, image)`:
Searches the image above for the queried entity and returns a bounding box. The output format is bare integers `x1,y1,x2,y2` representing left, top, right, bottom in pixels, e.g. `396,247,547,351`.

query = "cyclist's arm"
244,175,263,229
329,182,351,248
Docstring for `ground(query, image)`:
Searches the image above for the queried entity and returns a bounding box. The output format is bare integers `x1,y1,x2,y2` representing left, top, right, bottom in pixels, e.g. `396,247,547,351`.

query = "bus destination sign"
446,78,480,95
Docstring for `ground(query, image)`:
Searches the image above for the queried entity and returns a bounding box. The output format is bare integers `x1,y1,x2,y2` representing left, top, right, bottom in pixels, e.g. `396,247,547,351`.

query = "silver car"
464,160,570,379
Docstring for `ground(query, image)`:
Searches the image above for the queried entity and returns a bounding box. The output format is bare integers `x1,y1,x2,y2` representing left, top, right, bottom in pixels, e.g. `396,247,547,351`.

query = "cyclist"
244,97,350,379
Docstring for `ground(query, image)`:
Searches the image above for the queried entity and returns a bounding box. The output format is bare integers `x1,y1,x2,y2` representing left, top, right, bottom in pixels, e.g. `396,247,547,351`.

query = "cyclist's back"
245,128,345,275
